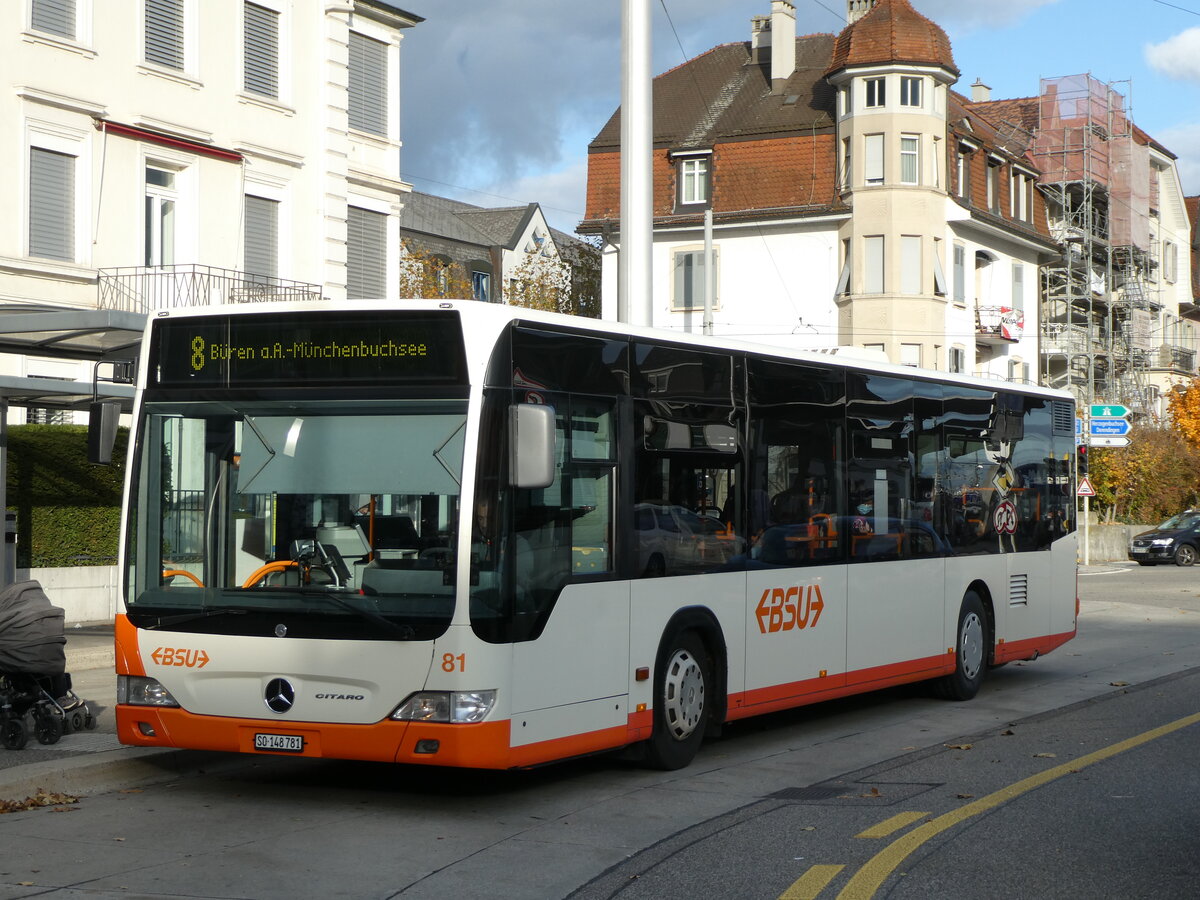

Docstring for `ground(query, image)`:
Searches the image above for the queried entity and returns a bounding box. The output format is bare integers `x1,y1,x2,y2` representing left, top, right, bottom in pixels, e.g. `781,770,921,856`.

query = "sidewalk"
0,624,237,800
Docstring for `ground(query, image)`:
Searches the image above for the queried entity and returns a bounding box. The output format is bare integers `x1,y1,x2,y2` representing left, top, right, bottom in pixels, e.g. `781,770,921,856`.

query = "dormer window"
672,150,712,210
900,76,922,107
865,76,885,108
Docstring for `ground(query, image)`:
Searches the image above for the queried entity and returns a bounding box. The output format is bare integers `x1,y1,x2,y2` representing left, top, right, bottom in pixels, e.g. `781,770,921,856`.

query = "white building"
1,0,421,421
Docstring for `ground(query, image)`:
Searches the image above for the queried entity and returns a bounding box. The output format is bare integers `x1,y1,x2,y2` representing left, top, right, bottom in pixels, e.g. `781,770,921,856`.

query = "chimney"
770,1,796,89
971,78,991,102
847,0,877,25
751,14,771,67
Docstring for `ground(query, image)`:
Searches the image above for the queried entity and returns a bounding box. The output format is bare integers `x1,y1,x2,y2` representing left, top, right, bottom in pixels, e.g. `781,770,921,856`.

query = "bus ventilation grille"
1009,574,1029,606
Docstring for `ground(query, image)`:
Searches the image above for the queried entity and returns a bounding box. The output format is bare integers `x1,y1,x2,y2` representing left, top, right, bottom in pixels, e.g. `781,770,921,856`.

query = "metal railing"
98,264,323,314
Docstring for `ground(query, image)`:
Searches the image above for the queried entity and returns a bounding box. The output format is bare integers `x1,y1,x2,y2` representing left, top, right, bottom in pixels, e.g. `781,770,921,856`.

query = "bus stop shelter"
0,305,146,585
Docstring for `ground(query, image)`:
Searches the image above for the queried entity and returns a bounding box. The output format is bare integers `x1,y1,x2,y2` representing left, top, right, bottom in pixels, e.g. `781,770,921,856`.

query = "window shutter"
865,134,883,184
864,236,884,293
244,195,278,278
1012,263,1024,311
348,31,388,136
145,0,184,69
347,206,387,299
673,251,704,309
32,0,75,39
29,147,74,262
243,2,279,98
901,236,921,294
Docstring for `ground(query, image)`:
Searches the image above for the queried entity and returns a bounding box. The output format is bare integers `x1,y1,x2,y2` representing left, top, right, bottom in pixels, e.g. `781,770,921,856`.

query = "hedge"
6,425,128,568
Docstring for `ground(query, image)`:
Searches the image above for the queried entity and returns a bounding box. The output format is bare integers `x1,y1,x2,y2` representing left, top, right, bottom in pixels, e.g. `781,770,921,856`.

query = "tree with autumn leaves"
1088,378,1200,523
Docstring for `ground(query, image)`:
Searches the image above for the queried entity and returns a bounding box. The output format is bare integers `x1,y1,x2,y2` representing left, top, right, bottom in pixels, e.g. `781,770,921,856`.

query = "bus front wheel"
935,591,988,701
645,630,710,770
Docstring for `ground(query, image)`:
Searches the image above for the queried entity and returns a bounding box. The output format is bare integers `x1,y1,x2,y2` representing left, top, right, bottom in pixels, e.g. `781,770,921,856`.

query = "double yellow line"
781,710,1200,899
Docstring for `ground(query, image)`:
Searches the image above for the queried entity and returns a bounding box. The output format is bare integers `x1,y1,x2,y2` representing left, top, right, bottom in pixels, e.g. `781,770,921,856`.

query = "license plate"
254,733,304,753
1130,547,1146,554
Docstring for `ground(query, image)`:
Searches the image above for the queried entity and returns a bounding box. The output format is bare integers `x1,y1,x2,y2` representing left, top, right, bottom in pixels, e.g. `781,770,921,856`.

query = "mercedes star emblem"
264,677,295,714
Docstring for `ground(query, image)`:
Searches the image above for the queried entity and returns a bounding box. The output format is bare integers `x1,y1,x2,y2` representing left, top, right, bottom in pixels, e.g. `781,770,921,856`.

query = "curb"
0,746,253,801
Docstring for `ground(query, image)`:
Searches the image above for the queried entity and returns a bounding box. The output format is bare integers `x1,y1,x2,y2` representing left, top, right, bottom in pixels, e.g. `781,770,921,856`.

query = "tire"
935,591,988,701
2,717,28,751
1175,544,1197,567
35,714,62,745
644,631,710,770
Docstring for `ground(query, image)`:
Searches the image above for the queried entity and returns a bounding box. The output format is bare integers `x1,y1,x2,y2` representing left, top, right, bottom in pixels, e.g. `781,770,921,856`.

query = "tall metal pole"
619,0,653,326
703,208,714,336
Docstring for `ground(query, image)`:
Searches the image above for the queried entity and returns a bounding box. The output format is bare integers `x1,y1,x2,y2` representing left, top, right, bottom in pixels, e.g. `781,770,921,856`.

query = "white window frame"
243,0,280,100
140,145,196,268
948,346,965,374
671,244,720,312
29,0,90,43
1164,241,1178,283
25,120,90,266
144,163,178,267
472,271,491,302
900,76,922,108
244,175,288,279
864,76,885,108
900,343,921,367
900,134,919,185
143,0,196,75
677,155,709,205
840,138,851,191
348,29,391,138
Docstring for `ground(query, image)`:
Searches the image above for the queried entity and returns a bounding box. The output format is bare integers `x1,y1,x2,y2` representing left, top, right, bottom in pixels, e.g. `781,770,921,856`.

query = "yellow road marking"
854,811,929,840
835,710,1200,899
780,865,845,900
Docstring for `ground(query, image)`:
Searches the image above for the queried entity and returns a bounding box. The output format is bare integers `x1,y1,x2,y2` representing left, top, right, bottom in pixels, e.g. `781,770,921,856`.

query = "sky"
398,0,1200,236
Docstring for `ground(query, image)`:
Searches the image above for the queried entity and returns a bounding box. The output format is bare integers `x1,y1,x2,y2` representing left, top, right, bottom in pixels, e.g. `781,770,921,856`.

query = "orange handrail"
242,560,298,588
163,569,204,588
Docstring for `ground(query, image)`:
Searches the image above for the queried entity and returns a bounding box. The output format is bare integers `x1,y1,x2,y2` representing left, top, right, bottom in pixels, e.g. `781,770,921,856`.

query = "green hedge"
6,425,128,568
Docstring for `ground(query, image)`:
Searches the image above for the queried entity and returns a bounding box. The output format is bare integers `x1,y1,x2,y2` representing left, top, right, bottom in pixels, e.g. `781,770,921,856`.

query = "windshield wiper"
144,607,250,630
302,592,416,640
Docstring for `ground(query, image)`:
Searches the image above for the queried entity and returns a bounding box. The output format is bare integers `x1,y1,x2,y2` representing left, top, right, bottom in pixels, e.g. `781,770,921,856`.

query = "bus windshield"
125,398,466,640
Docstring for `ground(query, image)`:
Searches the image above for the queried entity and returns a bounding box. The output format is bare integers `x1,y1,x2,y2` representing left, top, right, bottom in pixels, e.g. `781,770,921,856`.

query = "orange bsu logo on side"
755,585,824,634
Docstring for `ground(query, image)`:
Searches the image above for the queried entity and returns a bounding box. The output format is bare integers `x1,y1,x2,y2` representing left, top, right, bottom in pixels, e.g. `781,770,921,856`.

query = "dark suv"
1128,511,1200,566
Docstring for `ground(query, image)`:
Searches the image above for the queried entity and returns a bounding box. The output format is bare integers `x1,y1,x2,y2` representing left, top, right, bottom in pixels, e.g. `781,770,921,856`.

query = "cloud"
914,0,1061,33
1146,27,1200,82
1156,123,1200,195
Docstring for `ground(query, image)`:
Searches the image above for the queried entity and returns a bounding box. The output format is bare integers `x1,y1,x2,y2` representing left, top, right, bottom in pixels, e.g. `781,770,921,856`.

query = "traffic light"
1077,444,1088,476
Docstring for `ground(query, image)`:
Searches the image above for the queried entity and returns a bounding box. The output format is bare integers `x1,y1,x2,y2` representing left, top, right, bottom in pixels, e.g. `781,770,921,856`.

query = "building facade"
2,0,421,419
580,0,1194,407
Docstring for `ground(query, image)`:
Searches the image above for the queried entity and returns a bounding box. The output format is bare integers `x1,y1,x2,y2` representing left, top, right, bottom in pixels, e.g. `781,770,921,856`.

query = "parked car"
1128,511,1200,566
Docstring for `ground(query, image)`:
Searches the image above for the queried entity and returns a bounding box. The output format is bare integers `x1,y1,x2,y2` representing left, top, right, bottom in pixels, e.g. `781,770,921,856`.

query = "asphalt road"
1,563,1198,899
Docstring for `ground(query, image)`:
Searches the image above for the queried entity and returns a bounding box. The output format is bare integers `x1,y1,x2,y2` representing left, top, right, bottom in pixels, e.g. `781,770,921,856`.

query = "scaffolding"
1034,74,1156,417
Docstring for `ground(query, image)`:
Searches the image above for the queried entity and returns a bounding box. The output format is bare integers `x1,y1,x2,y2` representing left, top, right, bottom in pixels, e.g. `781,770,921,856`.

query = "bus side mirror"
87,400,121,465
509,403,555,489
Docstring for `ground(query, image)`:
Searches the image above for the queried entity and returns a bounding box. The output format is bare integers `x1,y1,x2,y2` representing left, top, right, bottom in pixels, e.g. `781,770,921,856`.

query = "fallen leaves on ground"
0,790,80,814
946,743,973,750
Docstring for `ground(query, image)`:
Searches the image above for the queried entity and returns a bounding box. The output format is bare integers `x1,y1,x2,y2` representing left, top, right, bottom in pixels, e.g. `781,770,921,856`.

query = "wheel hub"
663,648,705,741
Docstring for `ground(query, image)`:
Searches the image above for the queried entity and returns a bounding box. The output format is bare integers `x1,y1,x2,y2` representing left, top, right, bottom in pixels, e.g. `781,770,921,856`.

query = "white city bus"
109,301,1078,770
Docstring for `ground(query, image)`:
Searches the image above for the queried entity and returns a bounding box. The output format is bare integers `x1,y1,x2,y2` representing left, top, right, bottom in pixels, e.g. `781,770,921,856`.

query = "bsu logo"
755,585,824,634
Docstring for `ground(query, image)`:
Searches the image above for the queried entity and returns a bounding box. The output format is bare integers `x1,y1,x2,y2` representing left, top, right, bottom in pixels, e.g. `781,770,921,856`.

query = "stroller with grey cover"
0,580,97,750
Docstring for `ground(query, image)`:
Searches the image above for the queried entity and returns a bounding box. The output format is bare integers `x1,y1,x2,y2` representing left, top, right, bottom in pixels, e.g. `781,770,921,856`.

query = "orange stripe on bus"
994,629,1076,664
727,654,951,720
114,614,146,677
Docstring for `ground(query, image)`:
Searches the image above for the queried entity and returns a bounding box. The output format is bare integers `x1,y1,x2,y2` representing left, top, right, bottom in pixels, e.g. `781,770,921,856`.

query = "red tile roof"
826,0,957,77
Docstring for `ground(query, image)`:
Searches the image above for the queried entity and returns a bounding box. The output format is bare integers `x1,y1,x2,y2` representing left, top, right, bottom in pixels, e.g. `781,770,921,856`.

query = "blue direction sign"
1090,417,1131,436
1090,404,1129,418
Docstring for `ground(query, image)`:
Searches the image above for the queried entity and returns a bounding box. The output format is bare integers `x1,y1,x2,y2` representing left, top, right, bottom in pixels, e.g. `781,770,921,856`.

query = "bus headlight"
117,675,180,707
392,690,496,724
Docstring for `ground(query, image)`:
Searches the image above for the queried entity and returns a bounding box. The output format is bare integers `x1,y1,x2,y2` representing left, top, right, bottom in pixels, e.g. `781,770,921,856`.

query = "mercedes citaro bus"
102,300,1077,770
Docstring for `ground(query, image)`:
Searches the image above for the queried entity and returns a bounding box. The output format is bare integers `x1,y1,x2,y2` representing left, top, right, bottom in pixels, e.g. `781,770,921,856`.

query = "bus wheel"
935,592,988,701
645,631,710,770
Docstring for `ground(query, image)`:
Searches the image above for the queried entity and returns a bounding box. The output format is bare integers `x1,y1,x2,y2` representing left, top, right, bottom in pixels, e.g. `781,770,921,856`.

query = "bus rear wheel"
935,591,988,701
644,630,710,770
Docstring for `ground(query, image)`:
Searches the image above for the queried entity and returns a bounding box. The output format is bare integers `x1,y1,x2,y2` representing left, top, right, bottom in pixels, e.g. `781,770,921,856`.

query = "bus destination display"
151,312,466,387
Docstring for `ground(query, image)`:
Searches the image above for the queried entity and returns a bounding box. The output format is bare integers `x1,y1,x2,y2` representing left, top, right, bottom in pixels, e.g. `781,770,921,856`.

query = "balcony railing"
1153,344,1197,374
98,264,323,314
